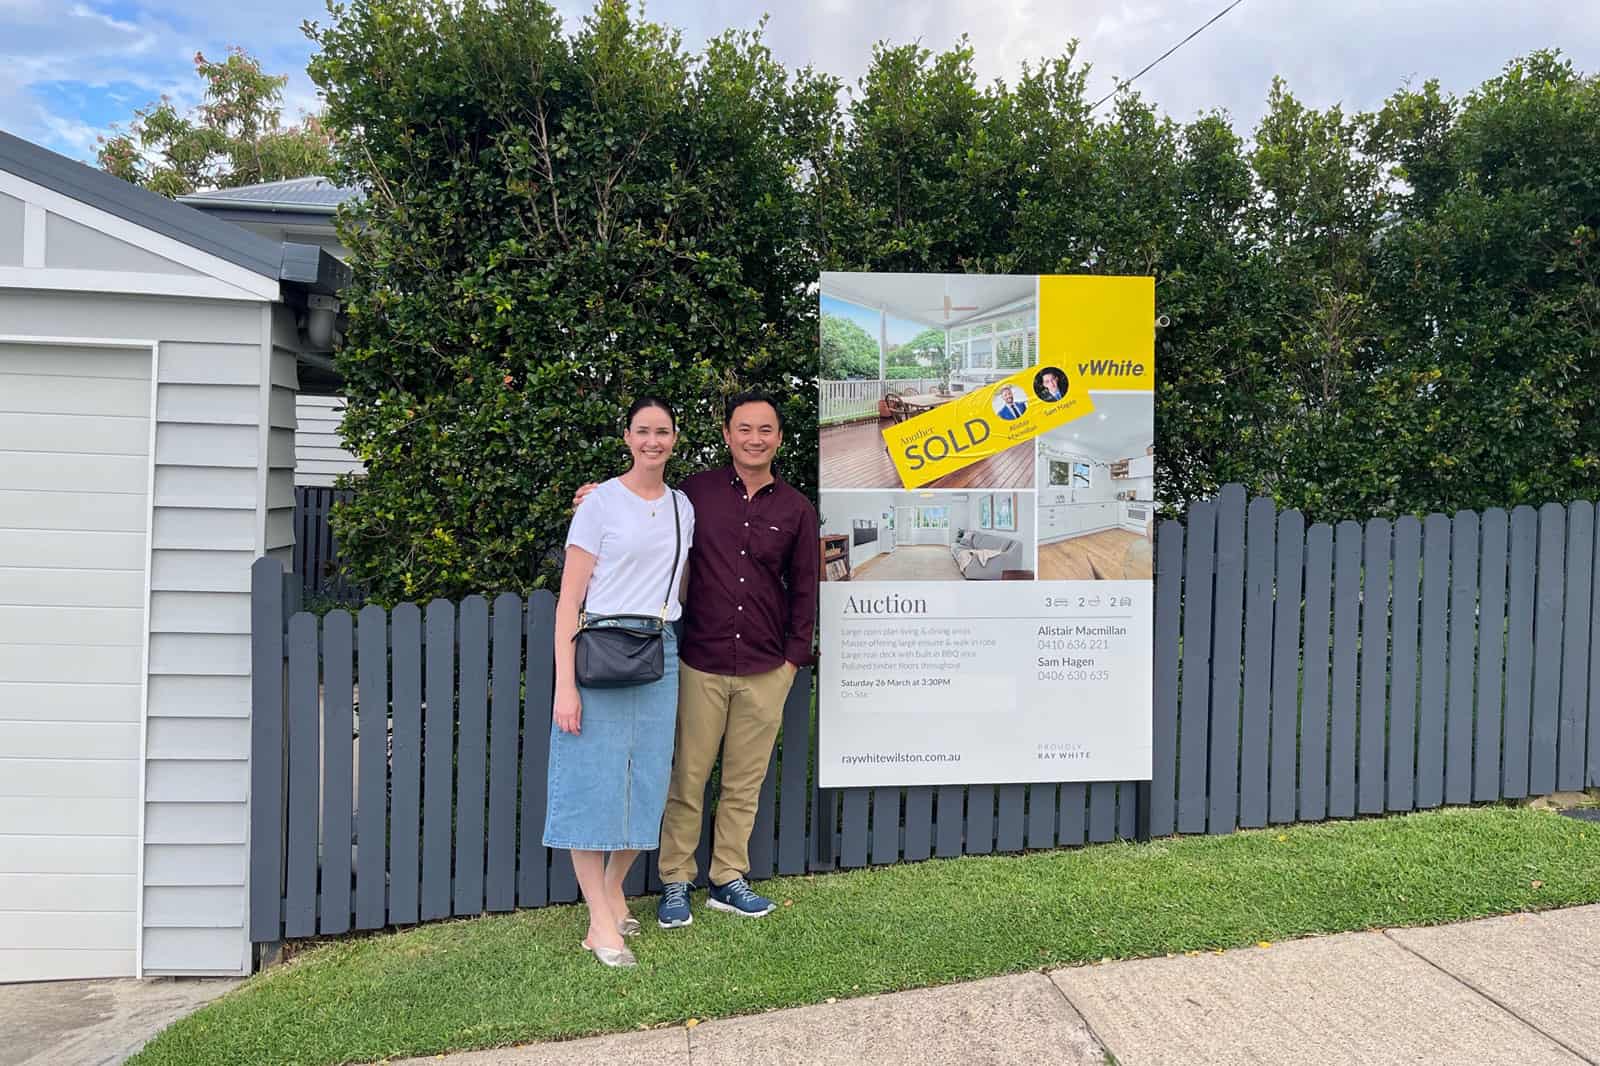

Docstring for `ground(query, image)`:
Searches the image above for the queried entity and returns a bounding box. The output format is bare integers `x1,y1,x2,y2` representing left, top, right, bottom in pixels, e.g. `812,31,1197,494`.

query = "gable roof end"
0,130,288,280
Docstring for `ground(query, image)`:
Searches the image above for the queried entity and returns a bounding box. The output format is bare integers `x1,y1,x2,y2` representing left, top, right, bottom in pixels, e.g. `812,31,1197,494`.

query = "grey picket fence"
248,485,1600,945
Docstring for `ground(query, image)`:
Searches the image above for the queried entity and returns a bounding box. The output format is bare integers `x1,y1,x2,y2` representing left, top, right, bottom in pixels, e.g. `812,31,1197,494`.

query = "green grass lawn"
132,807,1599,1066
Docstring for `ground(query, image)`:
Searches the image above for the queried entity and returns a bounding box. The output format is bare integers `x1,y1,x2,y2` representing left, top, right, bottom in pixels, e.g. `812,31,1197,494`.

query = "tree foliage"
310,0,836,599
98,47,334,197
306,0,1599,598
820,314,879,379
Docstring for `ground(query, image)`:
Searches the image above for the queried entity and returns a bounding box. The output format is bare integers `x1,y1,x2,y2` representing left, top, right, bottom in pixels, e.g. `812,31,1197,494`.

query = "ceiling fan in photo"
916,280,979,321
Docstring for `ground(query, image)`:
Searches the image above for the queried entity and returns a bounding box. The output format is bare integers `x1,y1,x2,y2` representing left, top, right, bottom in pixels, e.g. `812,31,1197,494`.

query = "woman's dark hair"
625,396,676,430
723,390,783,431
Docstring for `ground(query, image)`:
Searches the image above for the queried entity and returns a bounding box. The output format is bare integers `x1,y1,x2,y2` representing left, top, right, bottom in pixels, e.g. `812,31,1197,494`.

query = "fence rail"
249,485,1600,945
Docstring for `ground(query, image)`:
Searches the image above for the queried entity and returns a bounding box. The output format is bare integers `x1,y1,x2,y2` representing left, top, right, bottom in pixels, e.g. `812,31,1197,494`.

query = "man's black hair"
723,391,783,432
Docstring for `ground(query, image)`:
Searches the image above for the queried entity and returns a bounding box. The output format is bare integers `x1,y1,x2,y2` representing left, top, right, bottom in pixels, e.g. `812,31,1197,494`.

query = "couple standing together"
546,391,818,967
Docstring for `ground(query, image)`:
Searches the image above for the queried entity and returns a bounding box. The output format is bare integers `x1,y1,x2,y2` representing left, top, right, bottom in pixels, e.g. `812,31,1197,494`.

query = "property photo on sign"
818,271,1156,789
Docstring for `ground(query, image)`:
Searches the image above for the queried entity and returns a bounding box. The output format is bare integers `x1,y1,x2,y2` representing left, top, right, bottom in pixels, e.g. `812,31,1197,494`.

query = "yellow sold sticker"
881,370,1095,489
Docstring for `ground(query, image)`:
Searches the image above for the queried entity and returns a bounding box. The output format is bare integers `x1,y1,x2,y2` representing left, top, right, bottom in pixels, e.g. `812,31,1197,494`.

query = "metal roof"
0,130,349,293
179,176,361,213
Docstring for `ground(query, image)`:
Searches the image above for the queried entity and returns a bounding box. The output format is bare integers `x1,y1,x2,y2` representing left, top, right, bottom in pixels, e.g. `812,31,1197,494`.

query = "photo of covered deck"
820,272,1038,490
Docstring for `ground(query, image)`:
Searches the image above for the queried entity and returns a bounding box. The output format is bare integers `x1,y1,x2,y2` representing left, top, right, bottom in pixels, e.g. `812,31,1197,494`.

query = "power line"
1091,0,1248,111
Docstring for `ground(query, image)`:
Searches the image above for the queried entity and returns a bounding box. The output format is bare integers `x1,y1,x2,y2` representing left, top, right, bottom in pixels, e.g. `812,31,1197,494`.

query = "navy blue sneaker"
707,877,776,918
657,881,693,928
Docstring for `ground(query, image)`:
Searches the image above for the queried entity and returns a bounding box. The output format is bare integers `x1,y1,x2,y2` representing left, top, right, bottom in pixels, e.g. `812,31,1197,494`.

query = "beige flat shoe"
618,916,642,938
582,938,637,968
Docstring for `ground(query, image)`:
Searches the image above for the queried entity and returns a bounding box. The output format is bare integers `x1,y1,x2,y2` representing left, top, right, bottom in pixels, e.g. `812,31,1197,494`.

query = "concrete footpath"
391,904,1600,1066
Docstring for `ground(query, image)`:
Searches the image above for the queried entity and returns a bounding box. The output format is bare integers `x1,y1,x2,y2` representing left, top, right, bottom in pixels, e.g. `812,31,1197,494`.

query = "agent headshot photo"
1033,366,1067,403
993,385,1028,421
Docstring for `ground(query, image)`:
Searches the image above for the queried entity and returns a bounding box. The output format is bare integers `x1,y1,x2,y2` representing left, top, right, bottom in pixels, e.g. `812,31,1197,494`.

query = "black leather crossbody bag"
572,489,681,688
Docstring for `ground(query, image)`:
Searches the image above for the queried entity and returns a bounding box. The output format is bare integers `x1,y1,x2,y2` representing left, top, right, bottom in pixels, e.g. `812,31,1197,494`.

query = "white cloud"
5,0,1597,163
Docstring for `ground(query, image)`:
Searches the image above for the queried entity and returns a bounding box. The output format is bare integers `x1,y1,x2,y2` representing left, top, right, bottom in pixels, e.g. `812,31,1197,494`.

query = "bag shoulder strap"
659,489,682,620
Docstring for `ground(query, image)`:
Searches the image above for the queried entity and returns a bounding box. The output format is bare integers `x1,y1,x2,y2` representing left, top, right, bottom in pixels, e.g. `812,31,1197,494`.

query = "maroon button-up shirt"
678,466,819,676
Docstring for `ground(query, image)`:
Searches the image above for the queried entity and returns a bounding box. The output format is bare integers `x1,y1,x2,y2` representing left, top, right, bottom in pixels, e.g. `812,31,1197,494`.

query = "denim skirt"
543,624,678,851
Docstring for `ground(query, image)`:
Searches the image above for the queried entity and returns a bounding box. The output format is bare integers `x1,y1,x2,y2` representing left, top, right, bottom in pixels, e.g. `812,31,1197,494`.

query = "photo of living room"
1036,392,1155,581
819,271,1038,490
819,491,1037,582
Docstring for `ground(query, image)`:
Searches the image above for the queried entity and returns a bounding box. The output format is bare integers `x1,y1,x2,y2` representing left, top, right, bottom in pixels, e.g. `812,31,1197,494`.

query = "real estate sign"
817,272,1155,787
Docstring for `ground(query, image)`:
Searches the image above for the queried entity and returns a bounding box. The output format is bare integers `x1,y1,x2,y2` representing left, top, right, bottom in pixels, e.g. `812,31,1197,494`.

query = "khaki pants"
658,660,792,886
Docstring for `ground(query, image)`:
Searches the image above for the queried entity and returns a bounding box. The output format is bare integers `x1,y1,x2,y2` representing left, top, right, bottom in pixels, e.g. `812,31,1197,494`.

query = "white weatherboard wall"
294,393,361,487
0,290,279,979
0,339,151,982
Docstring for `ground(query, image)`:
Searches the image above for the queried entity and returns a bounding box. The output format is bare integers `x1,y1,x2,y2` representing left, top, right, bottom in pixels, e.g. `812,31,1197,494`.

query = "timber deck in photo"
820,418,1035,490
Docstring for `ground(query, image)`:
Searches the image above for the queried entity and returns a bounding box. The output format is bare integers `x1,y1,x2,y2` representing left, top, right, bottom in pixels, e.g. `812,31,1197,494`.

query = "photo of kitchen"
1036,392,1155,580
819,271,1039,490
819,491,1037,582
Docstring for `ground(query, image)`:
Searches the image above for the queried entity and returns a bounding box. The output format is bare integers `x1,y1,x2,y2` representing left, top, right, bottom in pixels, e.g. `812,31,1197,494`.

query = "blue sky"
821,295,928,349
4,1,1598,165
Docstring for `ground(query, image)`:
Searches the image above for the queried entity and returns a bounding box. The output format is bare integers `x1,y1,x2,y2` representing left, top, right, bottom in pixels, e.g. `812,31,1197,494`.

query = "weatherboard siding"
1,288,271,977
293,394,362,487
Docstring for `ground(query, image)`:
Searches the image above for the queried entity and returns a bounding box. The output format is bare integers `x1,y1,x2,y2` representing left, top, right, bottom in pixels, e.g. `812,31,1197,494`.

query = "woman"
547,397,694,967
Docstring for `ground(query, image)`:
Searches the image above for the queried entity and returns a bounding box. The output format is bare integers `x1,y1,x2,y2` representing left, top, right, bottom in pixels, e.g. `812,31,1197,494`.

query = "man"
1036,369,1065,403
996,385,1027,420
575,391,818,926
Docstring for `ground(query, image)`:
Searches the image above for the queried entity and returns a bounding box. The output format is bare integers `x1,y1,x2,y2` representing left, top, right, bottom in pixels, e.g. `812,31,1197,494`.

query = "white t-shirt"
565,478,695,621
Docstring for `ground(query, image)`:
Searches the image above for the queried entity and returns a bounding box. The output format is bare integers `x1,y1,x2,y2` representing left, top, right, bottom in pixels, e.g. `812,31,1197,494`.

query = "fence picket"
1474,511,1509,802
996,784,1026,851
355,605,388,929
1151,519,1183,835
1300,523,1333,821
812,788,839,871
871,788,900,864
1587,505,1600,787
421,600,456,920
1058,782,1086,845
1328,521,1362,819
1178,499,1217,832
777,669,812,875
454,596,490,916
1388,517,1421,811
1208,486,1247,833
390,604,423,924
1416,515,1451,808
1116,783,1137,840
520,592,556,906
486,594,522,910
1358,519,1392,814
1269,511,1304,823
320,611,354,935
1530,503,1567,795
1558,501,1593,790
1239,497,1276,828
934,786,964,857
965,785,994,855
1026,784,1056,849
1088,781,1116,843
1445,512,1479,804
841,789,869,867
903,787,933,861
284,613,319,938
1503,507,1538,797
1589,514,1600,789
248,560,285,944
